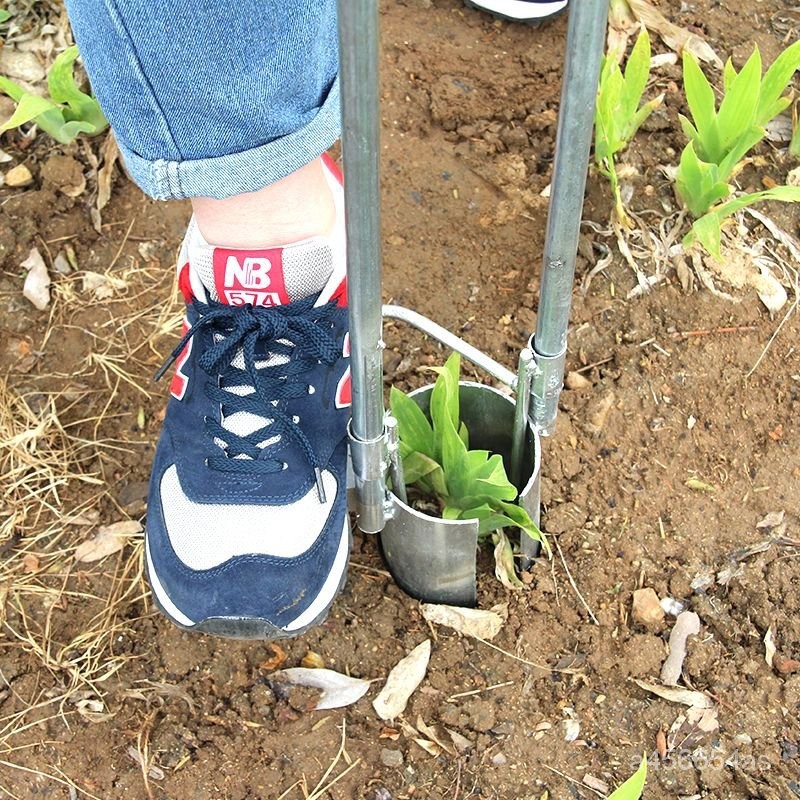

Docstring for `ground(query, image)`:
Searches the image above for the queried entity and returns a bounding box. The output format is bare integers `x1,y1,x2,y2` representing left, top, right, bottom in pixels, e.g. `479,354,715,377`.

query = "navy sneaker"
146,155,352,639
465,0,568,23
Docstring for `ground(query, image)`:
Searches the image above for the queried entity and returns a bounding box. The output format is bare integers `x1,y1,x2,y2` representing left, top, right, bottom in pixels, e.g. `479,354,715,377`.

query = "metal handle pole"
338,0,386,533
530,0,608,436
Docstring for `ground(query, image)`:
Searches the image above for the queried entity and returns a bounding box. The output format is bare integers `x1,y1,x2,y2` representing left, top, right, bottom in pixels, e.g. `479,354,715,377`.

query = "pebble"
380,748,403,768
565,370,591,390
632,588,665,629
5,164,33,188
491,752,507,766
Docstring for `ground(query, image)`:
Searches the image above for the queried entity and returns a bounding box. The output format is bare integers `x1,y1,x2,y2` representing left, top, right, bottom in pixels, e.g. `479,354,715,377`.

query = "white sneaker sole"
465,0,567,21
145,516,351,639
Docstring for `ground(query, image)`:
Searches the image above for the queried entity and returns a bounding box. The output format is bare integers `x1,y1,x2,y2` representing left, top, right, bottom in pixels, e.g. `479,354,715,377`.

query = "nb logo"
225,256,272,289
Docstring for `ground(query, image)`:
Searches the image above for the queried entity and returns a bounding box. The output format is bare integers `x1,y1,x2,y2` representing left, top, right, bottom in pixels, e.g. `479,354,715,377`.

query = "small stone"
380,748,404,768
565,371,591,390
490,721,515,736
5,164,33,188
632,588,665,629
491,752,507,766
53,252,72,275
563,719,580,742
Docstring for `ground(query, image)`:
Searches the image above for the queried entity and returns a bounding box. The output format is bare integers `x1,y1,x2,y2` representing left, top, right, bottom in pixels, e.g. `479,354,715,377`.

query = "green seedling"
676,42,800,216
676,41,800,257
595,27,663,225
390,353,548,585
791,101,800,159
0,9,11,24
608,753,647,800
0,45,108,144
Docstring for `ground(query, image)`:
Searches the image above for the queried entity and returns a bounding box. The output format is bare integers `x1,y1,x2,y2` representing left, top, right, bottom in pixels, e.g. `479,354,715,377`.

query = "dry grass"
0,226,183,769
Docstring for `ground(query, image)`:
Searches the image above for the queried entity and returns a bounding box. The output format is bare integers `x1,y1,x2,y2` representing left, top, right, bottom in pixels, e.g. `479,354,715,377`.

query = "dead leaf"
258,642,287,671
372,639,431,721
22,553,40,573
583,775,609,794
656,728,667,760
76,697,114,724
493,531,523,591
300,650,325,669
627,0,722,67
661,611,701,686
81,271,127,300
767,424,784,442
21,248,51,310
416,715,453,754
447,728,473,754
272,668,371,711
74,521,141,563
379,727,401,741
632,678,713,709
764,627,776,669
756,510,785,530
420,603,507,641
96,132,120,213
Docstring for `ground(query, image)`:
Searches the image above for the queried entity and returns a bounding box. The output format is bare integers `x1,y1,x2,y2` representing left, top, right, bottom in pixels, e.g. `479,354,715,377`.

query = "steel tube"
531,0,608,435
383,304,517,389
338,0,386,533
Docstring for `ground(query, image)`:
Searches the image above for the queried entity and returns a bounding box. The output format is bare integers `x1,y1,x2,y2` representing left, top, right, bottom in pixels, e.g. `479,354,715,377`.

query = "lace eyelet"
292,415,300,424
281,462,288,471
307,385,316,395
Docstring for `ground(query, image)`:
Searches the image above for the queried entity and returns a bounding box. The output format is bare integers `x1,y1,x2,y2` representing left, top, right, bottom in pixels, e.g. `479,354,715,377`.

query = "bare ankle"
191,157,336,247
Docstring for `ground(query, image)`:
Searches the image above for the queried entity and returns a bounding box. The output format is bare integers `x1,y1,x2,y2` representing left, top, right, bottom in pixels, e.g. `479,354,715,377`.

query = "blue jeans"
64,0,340,200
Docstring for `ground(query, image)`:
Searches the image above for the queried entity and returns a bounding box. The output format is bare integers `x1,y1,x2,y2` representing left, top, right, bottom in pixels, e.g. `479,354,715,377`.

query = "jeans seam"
102,0,183,161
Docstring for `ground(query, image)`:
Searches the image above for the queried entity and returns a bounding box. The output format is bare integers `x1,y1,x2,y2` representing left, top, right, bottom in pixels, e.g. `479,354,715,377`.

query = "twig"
473,638,578,674
107,216,137,272
670,325,758,339
746,270,799,378
554,537,600,626
574,356,614,374
447,681,514,701
543,764,604,798
349,562,391,578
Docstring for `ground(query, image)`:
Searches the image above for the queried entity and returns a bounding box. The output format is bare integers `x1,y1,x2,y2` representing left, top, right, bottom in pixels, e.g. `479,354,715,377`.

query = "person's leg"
64,0,351,639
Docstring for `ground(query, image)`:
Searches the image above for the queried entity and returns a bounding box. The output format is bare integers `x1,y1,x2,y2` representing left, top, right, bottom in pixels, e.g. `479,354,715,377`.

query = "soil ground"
1,1,799,798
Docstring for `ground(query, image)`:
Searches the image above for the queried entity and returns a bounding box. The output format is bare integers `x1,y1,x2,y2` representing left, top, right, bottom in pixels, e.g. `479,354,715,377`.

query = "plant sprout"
390,353,548,586
0,45,108,144
594,27,663,225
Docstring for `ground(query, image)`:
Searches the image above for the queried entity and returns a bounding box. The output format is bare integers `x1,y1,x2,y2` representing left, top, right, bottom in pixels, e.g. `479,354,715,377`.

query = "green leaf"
683,51,720,160
401,450,442,486
458,421,469,449
756,39,800,127
0,9,11,23
46,45,108,133
717,47,761,154
0,92,60,131
685,185,800,258
608,753,647,800
0,75,25,103
429,352,460,462
390,386,435,458
620,28,651,127
723,59,738,94
675,142,730,218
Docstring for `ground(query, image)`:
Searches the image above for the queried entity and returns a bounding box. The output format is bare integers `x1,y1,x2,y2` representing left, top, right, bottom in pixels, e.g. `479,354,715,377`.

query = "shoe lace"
155,296,340,501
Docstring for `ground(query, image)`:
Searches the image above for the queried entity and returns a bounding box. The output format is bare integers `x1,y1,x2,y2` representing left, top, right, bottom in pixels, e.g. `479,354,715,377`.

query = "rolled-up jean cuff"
118,76,341,201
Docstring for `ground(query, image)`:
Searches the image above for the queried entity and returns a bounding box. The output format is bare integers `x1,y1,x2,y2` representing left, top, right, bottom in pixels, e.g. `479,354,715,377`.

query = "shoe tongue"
212,246,291,307
191,236,335,306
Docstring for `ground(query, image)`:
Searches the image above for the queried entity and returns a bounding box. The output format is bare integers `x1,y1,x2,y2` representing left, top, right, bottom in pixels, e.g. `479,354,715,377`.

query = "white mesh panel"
160,465,337,568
